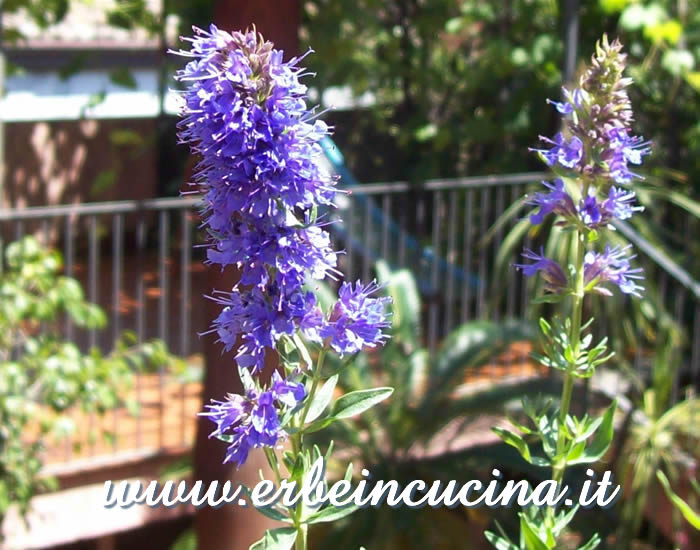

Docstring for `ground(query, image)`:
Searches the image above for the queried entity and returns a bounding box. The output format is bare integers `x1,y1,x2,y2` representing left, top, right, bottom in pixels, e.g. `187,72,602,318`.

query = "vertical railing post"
562,0,580,83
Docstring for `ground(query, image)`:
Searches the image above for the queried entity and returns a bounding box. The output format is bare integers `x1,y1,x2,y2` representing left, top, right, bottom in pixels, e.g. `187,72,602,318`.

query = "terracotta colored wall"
4,118,158,209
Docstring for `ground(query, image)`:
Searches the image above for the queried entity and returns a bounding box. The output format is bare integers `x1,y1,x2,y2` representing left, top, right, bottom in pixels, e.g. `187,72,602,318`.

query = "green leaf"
445,17,464,34
332,387,394,420
303,416,336,434
685,72,700,93
305,503,359,524
643,19,682,45
620,3,667,31
598,0,629,15
305,374,338,424
249,527,298,550
656,471,700,529
577,534,602,550
383,267,421,344
661,49,695,77
519,514,549,550
568,401,616,465
531,294,564,304
293,333,313,369
484,531,519,550
492,427,532,463
241,485,291,523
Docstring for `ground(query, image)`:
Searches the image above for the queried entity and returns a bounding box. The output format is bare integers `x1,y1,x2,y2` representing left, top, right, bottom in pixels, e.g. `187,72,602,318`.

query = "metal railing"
1,172,697,466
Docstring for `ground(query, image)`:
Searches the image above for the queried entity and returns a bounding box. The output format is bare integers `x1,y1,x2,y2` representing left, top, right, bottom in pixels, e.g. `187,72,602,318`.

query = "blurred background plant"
0,236,180,530
301,0,698,187
302,261,563,550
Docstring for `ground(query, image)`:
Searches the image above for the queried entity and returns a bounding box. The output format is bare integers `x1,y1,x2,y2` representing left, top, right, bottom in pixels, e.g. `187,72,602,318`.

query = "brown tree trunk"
192,2,300,549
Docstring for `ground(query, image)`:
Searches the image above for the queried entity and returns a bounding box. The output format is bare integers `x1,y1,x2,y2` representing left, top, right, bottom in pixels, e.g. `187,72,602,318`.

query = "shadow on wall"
5,118,159,210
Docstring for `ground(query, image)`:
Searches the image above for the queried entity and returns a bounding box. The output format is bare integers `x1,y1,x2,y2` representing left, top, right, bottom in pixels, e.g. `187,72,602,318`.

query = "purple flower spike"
578,187,644,228
546,98,574,115
579,190,604,227
271,370,306,408
527,179,576,225
604,128,651,184
515,248,568,293
602,187,643,221
200,373,306,468
210,284,325,373
530,133,584,169
546,87,585,115
321,280,392,356
563,87,585,109
584,244,644,297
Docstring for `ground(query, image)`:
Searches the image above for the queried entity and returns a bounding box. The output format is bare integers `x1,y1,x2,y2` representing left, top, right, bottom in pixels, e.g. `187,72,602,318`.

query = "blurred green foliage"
0,237,181,527
301,0,698,189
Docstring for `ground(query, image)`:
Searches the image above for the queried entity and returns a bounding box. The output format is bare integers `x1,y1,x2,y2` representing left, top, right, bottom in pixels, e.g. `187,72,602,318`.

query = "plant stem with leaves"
488,35,651,549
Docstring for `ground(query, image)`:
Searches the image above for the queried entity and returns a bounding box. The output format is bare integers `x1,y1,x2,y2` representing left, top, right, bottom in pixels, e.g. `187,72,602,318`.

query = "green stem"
290,346,328,550
295,524,308,550
549,229,586,523
299,348,327,430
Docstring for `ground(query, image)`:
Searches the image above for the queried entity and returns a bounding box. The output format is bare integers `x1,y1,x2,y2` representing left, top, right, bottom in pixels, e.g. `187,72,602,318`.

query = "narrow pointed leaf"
249,527,297,550
568,400,616,465
332,387,394,419
305,374,338,424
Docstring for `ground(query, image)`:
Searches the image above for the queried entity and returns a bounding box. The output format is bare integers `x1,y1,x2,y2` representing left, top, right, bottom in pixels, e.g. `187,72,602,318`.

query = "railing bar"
135,216,146,449
0,197,200,219
64,216,74,340
493,184,505,321
461,189,474,323
362,196,372,282
88,215,98,349
506,185,519,320
181,209,192,445
671,288,686,403
112,214,123,453
521,228,532,319
112,215,123,344
40,219,50,247
87,215,98,456
428,191,441,354
346,198,354,281
63,215,74,462
158,210,169,449
692,303,699,385
477,188,489,319
0,174,546,221
342,172,547,195
14,219,24,241
445,190,458,332
381,194,391,264
398,199,407,268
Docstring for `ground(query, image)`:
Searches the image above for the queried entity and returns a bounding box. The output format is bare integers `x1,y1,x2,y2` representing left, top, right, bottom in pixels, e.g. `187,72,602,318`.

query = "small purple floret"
527,179,576,225
584,244,644,297
530,133,583,169
604,128,651,184
200,372,306,467
321,280,392,356
515,248,568,293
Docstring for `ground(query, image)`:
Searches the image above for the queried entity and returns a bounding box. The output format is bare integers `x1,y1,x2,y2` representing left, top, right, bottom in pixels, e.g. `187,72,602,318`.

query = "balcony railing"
0,173,696,471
